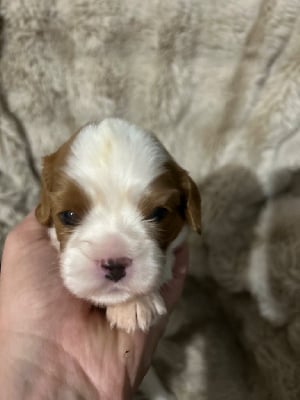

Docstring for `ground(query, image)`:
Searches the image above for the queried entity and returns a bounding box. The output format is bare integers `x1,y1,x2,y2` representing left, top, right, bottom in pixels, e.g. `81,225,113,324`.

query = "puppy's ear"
180,171,201,234
35,154,55,226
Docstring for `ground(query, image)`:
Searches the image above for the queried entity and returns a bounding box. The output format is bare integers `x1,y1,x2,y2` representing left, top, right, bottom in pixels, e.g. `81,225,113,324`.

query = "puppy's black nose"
101,257,132,282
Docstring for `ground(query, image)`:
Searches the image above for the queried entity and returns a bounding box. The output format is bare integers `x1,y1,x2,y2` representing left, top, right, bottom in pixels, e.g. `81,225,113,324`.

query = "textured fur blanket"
1,0,300,399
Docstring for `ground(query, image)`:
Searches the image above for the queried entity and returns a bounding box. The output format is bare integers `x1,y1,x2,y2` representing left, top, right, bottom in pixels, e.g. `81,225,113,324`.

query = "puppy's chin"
66,279,138,306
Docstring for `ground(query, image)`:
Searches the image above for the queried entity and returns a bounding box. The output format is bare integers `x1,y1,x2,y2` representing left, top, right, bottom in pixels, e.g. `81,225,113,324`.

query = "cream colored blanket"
1,1,300,399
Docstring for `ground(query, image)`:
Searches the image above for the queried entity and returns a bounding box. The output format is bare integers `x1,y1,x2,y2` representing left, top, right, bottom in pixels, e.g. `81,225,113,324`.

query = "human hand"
0,212,188,399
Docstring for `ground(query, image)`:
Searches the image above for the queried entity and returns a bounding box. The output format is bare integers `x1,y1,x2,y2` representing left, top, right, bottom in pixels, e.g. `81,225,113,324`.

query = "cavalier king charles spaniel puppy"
36,118,201,334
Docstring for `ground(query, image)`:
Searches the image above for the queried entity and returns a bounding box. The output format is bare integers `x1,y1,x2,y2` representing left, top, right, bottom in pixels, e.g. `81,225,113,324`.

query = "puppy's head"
36,119,201,305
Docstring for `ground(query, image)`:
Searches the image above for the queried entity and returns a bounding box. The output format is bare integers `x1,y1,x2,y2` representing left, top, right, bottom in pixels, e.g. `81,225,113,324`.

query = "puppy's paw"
106,293,167,333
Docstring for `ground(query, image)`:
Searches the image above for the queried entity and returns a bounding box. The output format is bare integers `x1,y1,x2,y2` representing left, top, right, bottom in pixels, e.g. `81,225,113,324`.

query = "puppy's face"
36,119,201,306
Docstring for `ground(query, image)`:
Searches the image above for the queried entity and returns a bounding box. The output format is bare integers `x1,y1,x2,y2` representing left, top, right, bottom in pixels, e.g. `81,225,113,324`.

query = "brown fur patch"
139,160,201,250
36,130,78,226
50,174,91,249
35,129,91,250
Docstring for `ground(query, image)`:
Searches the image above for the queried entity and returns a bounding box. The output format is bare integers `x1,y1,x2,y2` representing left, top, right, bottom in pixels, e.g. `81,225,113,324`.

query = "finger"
1,211,57,279
146,244,188,346
2,211,49,262
15,211,49,241
160,243,189,311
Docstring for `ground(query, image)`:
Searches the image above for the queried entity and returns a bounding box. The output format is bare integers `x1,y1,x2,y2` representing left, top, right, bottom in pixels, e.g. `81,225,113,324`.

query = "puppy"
36,118,201,334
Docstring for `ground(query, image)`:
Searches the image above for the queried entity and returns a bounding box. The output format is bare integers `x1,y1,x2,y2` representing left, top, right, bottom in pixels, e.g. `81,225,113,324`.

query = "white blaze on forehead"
63,118,168,206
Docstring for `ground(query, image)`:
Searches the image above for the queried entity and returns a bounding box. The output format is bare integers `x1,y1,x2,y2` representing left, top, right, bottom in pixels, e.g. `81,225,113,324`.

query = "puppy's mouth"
84,272,159,307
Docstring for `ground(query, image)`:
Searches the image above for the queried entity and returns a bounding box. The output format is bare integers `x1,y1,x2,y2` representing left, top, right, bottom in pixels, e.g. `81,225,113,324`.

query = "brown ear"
181,172,201,234
35,155,54,226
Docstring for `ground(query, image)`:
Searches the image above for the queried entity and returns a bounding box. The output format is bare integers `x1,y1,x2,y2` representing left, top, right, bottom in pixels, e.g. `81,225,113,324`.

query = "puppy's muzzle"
101,257,132,282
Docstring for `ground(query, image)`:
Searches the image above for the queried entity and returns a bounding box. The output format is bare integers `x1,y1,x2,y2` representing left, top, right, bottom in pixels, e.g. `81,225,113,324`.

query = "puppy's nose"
101,257,132,282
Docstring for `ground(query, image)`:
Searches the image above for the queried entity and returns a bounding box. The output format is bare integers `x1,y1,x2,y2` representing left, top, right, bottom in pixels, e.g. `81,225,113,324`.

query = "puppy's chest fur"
36,118,201,334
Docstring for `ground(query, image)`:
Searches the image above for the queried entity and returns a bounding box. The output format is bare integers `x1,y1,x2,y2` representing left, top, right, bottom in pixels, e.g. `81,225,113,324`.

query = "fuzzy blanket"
1,1,300,399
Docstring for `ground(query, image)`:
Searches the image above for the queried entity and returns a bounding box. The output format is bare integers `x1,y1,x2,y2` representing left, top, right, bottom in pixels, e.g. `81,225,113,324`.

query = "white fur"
48,226,59,250
57,119,175,308
65,118,168,205
106,291,167,333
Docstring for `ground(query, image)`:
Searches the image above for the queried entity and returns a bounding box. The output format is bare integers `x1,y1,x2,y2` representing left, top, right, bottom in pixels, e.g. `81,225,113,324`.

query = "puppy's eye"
146,207,169,222
58,210,79,226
